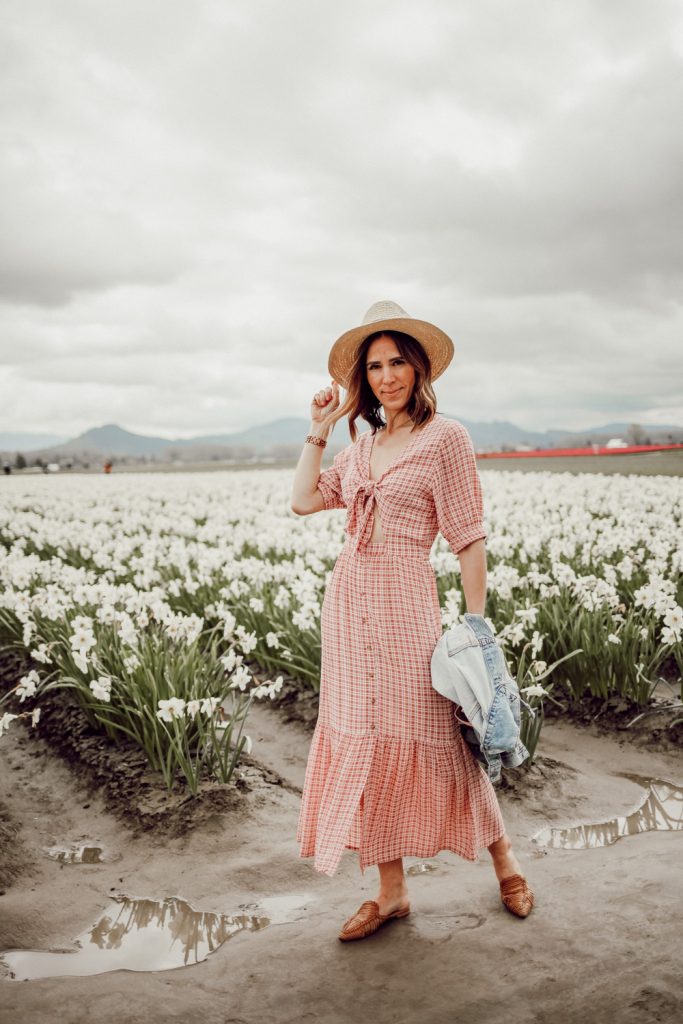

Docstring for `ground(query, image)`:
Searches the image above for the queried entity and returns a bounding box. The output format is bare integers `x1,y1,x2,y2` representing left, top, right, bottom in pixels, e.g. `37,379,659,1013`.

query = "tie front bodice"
314,415,487,560
348,479,380,552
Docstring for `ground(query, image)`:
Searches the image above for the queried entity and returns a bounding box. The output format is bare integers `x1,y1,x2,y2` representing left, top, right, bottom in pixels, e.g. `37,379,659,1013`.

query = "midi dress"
296,412,506,876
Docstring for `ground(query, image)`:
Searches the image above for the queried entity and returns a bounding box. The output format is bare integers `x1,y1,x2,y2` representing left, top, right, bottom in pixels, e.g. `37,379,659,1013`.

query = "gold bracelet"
306,434,327,448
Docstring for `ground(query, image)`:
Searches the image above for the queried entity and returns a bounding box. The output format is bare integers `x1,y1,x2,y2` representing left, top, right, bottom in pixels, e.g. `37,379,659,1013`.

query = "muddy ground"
1,658,682,1024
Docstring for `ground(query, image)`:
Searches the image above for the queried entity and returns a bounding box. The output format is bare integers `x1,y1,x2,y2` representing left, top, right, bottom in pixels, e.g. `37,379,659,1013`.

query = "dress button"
369,672,374,679
361,617,368,624
370,723,375,730
371,697,376,705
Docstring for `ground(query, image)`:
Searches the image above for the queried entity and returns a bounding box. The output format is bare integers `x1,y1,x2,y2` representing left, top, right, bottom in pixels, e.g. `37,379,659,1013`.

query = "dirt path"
1,701,682,1024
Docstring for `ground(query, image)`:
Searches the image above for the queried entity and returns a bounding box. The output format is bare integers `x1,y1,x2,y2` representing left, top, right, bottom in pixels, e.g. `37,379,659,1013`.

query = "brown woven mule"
499,874,534,918
338,899,411,941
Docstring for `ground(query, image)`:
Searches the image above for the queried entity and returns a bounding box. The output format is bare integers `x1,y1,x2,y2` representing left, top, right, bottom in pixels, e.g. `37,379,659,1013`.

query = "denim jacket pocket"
483,685,520,755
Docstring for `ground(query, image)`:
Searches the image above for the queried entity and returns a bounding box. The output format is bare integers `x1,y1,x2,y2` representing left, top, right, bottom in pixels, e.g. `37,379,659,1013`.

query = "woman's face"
365,334,416,411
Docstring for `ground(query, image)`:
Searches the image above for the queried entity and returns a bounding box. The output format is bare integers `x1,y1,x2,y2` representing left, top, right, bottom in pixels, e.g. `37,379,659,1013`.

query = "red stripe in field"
476,444,683,459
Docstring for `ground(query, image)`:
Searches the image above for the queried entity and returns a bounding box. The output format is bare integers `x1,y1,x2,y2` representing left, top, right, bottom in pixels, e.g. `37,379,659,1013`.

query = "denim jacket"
430,613,534,784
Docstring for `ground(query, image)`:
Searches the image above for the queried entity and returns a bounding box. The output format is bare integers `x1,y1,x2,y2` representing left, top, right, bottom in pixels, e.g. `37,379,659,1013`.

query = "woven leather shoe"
500,874,534,918
338,899,411,941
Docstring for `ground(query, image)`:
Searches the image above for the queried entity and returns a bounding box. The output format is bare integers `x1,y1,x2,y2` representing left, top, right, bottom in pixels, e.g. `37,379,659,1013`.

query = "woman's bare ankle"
489,834,523,882
375,871,410,914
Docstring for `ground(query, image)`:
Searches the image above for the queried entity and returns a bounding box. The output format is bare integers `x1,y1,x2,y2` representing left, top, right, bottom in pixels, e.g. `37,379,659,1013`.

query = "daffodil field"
1,469,681,790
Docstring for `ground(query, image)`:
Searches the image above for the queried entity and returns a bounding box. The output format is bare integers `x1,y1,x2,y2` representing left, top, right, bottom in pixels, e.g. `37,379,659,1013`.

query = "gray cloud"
1,0,681,435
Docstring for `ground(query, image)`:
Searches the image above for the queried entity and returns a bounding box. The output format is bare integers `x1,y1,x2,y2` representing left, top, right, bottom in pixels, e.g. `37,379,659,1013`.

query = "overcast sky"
1,0,682,439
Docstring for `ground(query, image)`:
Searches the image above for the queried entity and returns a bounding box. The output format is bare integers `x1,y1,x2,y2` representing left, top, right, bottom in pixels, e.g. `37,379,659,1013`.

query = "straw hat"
328,300,454,390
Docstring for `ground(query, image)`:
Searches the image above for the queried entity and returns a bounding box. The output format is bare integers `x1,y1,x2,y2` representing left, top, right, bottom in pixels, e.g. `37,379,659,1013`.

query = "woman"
290,300,534,941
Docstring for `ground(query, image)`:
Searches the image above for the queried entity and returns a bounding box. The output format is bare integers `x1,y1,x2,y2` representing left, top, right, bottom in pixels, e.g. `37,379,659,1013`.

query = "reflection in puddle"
406,860,440,876
0,895,269,981
43,845,121,865
532,773,683,850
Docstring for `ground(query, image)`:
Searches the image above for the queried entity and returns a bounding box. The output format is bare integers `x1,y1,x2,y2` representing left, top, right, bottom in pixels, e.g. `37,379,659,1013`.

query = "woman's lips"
383,388,402,396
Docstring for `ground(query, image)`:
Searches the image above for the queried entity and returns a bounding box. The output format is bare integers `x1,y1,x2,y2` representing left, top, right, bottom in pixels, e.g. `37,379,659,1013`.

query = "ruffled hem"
296,722,506,877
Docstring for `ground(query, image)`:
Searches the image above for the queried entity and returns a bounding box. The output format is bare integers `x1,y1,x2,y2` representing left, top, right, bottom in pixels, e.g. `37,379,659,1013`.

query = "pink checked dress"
296,412,506,876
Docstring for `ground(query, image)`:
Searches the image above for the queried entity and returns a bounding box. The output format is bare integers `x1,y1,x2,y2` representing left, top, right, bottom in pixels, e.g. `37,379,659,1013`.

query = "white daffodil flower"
230,665,252,692
520,684,549,698
156,697,187,722
73,650,90,674
30,643,52,664
200,696,220,716
16,670,40,701
0,712,19,737
89,679,111,702
186,699,202,720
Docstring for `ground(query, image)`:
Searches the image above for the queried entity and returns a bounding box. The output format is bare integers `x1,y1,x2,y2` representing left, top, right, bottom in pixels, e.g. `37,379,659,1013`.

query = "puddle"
0,889,317,982
244,892,315,922
0,894,269,981
532,773,683,850
406,860,440,876
43,844,121,865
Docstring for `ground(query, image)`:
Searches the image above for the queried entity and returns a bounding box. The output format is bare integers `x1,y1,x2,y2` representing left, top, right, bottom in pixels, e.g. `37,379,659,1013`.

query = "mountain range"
2,417,681,463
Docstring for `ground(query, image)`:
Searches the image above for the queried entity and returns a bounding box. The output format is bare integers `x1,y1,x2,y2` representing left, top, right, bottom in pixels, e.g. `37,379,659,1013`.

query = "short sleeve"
430,421,487,552
316,446,349,510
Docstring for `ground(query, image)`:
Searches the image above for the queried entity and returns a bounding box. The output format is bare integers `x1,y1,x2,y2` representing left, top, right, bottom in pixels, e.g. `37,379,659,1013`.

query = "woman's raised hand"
310,380,341,427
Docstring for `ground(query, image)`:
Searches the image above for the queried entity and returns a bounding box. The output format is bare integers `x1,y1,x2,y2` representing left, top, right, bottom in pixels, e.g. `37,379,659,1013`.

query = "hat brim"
328,316,454,390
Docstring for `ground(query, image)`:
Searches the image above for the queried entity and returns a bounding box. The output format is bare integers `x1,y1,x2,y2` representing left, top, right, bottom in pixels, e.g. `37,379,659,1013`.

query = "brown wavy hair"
326,330,438,443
